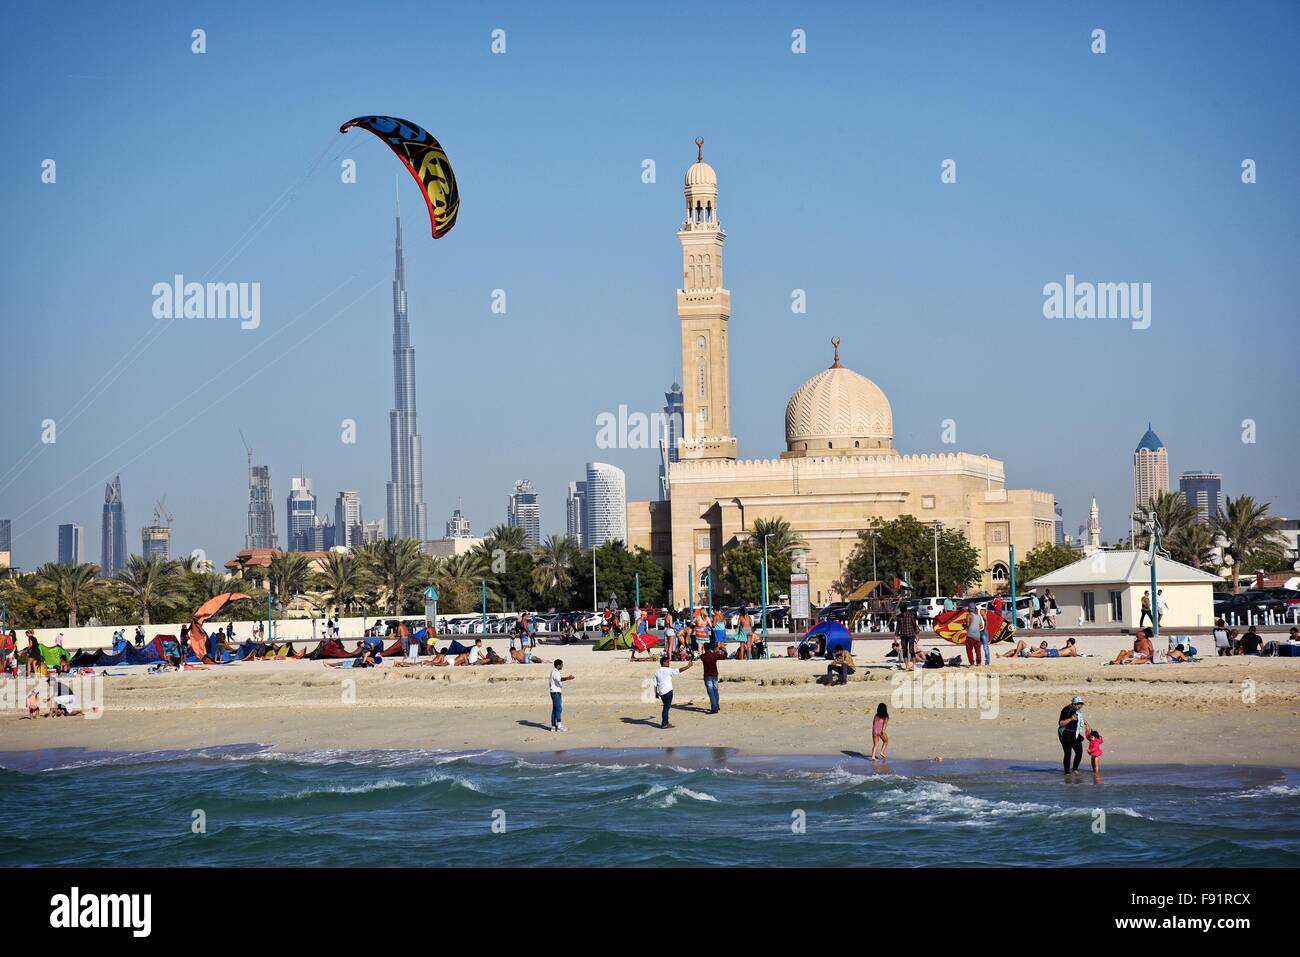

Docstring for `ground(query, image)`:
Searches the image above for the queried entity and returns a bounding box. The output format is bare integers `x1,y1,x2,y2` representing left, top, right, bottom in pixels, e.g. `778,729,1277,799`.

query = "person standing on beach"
1139,591,1152,628
1057,695,1088,775
964,603,985,666
699,641,723,713
549,659,573,731
653,655,693,729
896,602,919,672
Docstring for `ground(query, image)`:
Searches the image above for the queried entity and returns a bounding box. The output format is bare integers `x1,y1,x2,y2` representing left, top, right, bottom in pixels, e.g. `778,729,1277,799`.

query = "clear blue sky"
2,0,1297,569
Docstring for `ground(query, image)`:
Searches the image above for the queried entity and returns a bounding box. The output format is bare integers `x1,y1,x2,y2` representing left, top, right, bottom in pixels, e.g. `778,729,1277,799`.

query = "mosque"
626,142,1056,607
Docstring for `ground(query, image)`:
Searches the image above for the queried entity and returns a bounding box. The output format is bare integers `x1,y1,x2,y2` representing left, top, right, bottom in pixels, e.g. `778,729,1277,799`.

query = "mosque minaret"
627,143,1057,606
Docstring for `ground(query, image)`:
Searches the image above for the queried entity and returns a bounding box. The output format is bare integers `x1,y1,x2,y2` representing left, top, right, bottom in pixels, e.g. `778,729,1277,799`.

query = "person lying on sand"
395,653,449,667
510,647,546,664
1108,628,1155,665
324,647,380,669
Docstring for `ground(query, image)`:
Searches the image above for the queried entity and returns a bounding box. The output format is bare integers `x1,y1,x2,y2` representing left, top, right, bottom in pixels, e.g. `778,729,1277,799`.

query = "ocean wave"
1236,783,1300,799
634,784,719,807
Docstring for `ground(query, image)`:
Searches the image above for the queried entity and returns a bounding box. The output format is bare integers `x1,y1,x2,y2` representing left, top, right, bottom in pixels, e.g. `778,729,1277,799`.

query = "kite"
932,608,1013,646
339,115,460,238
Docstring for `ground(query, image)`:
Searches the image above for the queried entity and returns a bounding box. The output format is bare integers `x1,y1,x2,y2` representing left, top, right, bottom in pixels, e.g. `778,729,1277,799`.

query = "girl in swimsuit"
870,703,890,761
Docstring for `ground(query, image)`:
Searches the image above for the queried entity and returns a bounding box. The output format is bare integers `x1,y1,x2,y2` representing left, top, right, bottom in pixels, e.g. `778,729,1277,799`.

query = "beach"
5,633,1298,769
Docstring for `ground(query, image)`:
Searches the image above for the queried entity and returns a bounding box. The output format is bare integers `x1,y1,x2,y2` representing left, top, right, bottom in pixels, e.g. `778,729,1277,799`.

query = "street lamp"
761,533,773,658
932,521,942,598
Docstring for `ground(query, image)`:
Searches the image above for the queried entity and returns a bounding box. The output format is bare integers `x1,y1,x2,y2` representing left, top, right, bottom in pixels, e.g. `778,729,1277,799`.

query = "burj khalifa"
386,188,427,541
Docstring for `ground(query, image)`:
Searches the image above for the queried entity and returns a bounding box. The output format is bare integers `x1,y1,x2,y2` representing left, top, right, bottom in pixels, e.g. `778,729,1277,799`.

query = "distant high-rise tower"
57,524,84,565
1179,470,1223,526
1054,502,1064,545
584,463,627,548
507,479,541,547
566,481,587,546
659,382,684,500
386,186,428,542
287,472,317,552
0,518,11,567
100,475,126,576
142,525,170,560
335,491,363,547
1133,424,1169,512
445,507,472,539
246,460,277,549
677,139,736,461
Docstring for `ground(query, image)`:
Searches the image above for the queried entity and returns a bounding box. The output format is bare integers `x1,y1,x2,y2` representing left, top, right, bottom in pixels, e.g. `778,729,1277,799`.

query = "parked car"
1214,591,1287,622
914,597,953,621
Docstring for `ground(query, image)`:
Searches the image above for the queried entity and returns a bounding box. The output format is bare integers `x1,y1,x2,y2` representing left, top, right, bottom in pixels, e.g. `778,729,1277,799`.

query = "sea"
1,746,1297,867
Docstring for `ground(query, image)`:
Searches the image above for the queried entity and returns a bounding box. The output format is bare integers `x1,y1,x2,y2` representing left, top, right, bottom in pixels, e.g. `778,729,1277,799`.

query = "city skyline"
2,2,1297,570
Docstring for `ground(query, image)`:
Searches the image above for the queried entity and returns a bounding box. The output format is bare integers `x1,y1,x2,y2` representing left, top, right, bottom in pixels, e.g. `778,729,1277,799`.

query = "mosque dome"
685,161,717,188
783,339,895,457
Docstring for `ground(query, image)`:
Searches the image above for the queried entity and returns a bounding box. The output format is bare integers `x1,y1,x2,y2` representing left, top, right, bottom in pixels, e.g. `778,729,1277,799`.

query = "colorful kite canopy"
339,116,460,238
933,608,1013,645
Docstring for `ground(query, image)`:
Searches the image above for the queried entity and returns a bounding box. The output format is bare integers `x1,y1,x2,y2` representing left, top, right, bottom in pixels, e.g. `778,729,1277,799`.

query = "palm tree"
267,552,312,608
1136,492,1198,552
36,562,103,627
363,538,427,614
1214,495,1286,591
114,554,187,625
1168,521,1217,571
313,551,370,615
483,524,528,554
750,517,807,556
531,534,579,598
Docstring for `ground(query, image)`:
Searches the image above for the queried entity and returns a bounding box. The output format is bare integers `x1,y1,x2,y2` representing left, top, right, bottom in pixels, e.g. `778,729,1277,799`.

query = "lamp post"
481,578,488,635
932,521,941,598
761,533,773,658
591,548,597,613
705,567,713,615
1147,510,1162,646
634,572,640,614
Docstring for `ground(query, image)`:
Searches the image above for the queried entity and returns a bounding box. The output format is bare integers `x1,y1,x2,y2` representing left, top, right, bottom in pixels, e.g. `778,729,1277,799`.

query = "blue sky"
1,0,1297,568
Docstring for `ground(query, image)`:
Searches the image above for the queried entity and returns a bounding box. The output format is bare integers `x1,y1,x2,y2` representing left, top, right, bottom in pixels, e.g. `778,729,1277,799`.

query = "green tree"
36,562,103,628
530,534,580,606
1214,495,1286,590
750,517,807,557
842,515,980,597
312,551,370,615
362,538,427,614
721,540,792,604
114,554,188,625
267,552,312,611
1015,542,1081,585
430,552,497,614
1167,521,1217,571
1136,492,1198,552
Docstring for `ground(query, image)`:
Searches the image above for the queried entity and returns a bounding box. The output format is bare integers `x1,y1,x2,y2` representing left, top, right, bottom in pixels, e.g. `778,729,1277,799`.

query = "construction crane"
153,496,173,528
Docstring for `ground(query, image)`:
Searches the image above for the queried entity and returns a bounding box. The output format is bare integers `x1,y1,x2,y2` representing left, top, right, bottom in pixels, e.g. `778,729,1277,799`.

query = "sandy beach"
5,633,1298,769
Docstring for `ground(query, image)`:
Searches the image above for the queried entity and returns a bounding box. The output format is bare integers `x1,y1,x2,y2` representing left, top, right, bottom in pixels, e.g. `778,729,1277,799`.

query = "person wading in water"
1057,694,1090,776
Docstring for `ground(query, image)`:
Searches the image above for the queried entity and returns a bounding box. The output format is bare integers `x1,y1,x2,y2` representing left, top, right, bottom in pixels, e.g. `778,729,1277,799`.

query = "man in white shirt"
653,655,694,729
549,659,574,731
468,639,484,665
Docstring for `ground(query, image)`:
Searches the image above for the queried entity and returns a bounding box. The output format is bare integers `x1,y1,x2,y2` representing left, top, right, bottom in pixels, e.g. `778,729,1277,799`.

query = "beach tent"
441,639,477,656
306,639,354,659
799,621,852,657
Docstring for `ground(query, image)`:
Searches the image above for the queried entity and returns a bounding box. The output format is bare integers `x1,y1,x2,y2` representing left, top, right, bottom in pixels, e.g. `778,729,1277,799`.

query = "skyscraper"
246,461,277,549
1179,470,1223,526
386,188,428,541
583,462,627,547
566,481,586,546
287,472,317,552
100,475,126,576
507,479,541,547
57,524,83,565
1133,424,1169,512
445,507,472,539
659,382,683,500
335,491,363,547
0,518,11,568
141,525,170,560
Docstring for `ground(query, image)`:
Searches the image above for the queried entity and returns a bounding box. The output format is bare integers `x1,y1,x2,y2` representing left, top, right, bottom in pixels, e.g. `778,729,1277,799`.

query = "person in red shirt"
699,642,723,713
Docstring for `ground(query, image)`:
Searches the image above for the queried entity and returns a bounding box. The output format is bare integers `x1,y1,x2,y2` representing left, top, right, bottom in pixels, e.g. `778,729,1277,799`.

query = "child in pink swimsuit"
870,703,889,761
1087,729,1103,773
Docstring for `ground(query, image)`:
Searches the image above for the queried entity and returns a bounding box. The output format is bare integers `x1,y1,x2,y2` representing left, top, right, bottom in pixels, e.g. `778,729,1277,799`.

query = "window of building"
921,495,936,509
1082,591,1096,623
989,525,1007,544
991,562,1008,582
1108,590,1123,622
